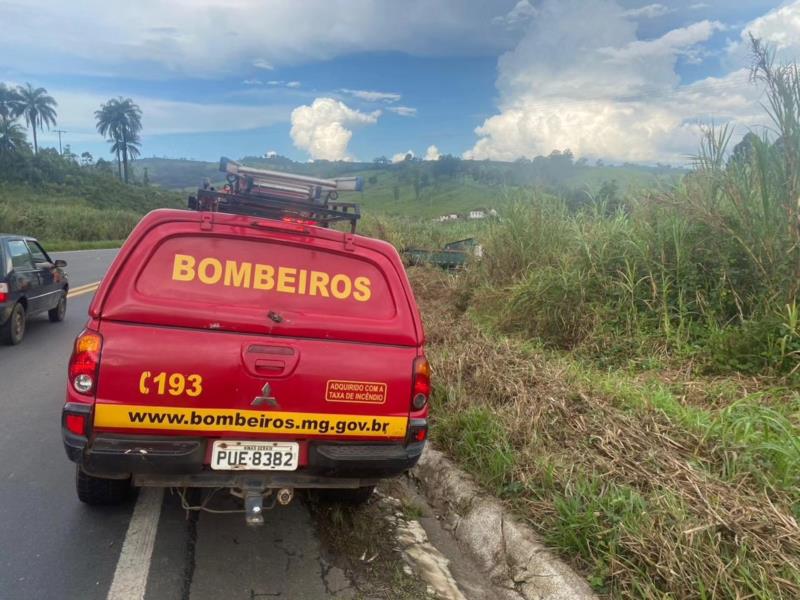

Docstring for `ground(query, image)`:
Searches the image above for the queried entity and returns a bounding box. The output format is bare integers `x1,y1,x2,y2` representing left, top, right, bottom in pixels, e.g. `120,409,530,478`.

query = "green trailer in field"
402,238,481,269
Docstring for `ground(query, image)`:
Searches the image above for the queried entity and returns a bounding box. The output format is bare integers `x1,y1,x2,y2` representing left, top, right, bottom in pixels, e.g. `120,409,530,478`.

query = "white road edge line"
106,487,164,600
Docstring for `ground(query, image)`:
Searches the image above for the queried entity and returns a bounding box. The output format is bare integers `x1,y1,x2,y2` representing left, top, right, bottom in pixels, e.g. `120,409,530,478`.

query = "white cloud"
258,80,301,89
242,79,262,85
387,106,417,117
423,145,441,161
252,58,274,70
392,150,415,163
0,0,516,78
622,3,671,19
290,97,380,161
466,0,760,164
33,88,293,147
601,20,724,62
724,1,800,72
739,0,800,55
493,0,537,29
29,87,292,153
265,150,278,158
340,89,402,103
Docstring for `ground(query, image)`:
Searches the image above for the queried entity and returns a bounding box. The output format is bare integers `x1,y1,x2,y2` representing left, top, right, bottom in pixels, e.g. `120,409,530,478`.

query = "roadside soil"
407,266,800,599
310,478,510,600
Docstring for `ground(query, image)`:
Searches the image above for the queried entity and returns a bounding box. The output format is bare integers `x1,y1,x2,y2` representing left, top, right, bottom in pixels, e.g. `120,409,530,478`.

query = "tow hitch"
243,489,266,526
243,487,294,526
176,486,295,527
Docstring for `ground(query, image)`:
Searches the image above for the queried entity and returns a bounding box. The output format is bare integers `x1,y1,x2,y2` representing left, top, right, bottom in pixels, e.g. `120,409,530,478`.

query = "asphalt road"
0,248,499,600
0,250,516,600
0,250,505,600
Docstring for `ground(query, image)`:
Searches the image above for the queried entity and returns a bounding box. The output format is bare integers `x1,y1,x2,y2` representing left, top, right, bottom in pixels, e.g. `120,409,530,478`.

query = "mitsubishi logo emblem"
251,382,279,408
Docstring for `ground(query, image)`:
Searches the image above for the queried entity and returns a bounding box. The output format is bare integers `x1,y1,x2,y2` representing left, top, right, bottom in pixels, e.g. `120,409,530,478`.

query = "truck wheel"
317,485,375,505
0,303,26,345
48,292,67,322
76,467,132,506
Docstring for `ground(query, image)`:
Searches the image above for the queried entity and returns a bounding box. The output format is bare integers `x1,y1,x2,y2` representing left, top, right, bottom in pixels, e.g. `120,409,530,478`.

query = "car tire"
0,303,26,345
316,485,375,505
48,292,67,322
75,466,132,506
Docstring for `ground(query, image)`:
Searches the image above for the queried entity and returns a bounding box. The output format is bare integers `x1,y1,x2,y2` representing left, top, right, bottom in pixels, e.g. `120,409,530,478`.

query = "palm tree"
95,97,142,183
13,83,57,154
120,134,142,161
0,117,28,155
109,133,141,180
103,136,122,179
0,83,20,120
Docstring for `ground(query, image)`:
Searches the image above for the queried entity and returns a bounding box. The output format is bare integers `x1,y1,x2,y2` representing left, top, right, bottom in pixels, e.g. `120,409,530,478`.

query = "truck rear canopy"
94,210,422,347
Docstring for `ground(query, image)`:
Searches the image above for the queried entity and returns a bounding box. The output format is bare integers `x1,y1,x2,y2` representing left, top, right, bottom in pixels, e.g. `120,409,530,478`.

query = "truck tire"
48,292,67,322
76,467,132,506
0,303,26,345
317,485,375,505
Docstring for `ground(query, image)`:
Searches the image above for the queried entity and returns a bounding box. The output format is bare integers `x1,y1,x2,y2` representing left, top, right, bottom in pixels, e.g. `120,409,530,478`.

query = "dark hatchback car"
0,235,69,345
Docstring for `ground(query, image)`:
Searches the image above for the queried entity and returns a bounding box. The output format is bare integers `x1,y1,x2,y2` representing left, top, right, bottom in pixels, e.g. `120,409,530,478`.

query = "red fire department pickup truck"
61,160,429,524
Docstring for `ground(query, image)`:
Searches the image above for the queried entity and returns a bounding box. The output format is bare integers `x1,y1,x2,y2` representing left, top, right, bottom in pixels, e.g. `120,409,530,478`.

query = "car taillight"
411,356,431,410
0,283,8,303
68,330,103,396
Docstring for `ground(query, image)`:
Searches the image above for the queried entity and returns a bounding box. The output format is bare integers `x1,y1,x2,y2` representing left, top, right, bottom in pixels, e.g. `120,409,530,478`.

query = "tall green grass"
0,198,141,241
437,41,799,376
467,184,799,374
409,40,800,599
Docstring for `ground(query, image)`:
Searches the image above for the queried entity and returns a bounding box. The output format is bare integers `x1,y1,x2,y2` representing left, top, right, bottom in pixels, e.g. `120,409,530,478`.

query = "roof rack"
188,157,362,232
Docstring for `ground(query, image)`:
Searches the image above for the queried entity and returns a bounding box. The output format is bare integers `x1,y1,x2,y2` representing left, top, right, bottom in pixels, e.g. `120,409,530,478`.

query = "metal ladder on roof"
188,157,363,232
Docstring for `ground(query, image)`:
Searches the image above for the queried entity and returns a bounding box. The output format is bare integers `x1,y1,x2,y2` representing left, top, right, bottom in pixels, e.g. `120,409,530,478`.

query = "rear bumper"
64,429,425,487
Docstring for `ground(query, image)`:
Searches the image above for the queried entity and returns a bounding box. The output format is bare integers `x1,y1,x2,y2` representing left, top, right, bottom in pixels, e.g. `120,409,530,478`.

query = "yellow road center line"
67,282,100,298
68,281,101,293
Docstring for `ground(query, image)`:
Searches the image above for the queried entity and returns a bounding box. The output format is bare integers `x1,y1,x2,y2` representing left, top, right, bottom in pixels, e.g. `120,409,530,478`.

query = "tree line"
0,82,144,183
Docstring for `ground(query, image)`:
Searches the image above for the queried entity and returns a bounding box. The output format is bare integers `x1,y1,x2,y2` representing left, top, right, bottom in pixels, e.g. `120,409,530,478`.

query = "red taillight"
412,356,431,410
65,413,86,436
0,283,8,303
68,330,103,396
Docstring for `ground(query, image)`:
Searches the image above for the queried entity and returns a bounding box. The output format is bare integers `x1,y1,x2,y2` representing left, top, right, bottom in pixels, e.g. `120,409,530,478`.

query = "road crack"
179,489,200,600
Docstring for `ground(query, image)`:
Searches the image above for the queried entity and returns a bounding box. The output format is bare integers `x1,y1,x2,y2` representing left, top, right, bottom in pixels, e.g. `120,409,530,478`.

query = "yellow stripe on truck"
94,404,408,438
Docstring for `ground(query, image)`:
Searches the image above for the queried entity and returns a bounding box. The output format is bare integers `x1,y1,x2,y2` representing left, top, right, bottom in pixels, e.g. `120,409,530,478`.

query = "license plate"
210,440,299,471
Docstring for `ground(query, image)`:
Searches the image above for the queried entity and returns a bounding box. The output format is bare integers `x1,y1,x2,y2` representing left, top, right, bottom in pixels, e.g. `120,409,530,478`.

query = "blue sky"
1,0,798,165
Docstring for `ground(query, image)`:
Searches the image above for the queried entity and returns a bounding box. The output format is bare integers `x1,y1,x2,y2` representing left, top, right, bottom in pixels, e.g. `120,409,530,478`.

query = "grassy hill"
133,157,220,190
0,150,183,249
0,148,686,250
132,155,686,221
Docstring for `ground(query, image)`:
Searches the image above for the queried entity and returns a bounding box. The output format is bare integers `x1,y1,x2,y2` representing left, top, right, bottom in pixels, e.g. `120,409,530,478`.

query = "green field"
129,154,684,227
0,150,182,246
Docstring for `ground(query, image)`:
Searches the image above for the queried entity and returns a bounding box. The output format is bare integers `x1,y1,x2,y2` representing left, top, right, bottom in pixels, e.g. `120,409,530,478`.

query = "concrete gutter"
412,447,597,600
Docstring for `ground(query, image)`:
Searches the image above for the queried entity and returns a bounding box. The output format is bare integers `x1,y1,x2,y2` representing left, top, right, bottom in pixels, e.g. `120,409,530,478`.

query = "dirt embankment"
409,267,800,599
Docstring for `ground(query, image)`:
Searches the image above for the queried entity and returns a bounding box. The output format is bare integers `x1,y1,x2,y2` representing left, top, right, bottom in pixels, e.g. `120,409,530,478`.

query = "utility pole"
53,129,67,155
